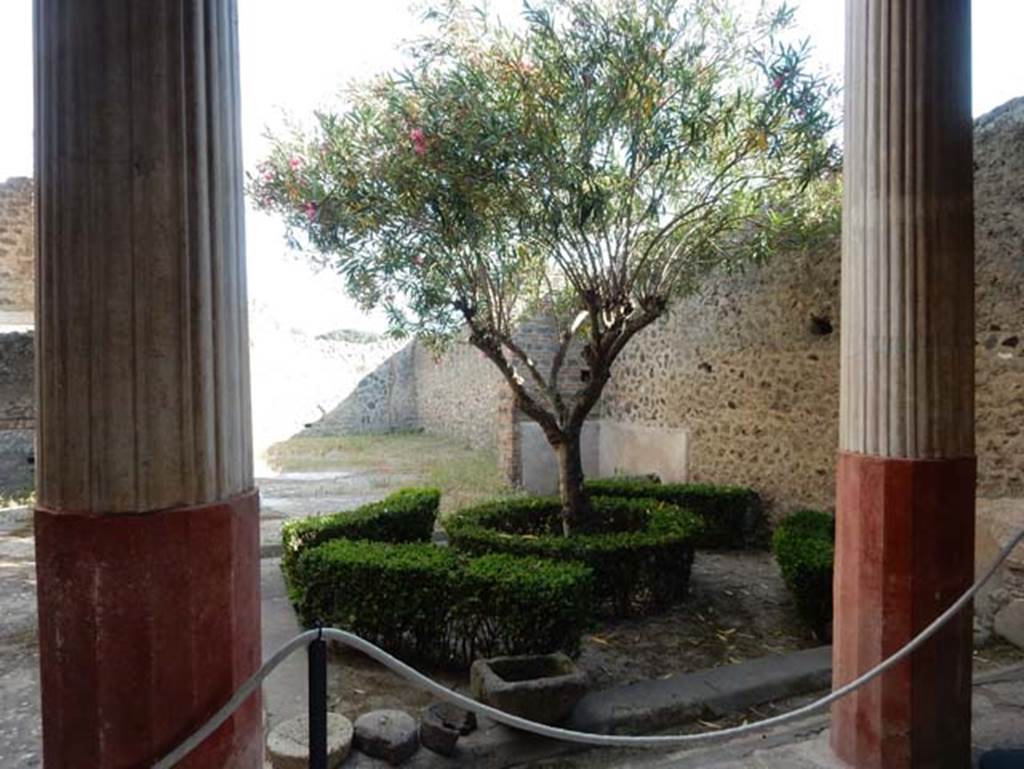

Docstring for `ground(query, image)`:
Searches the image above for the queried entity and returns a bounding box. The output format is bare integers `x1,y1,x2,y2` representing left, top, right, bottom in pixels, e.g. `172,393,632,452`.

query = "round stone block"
353,709,419,765
266,713,354,769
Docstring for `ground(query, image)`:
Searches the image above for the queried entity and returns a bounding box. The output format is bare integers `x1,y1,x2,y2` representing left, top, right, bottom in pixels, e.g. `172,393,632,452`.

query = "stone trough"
470,652,589,726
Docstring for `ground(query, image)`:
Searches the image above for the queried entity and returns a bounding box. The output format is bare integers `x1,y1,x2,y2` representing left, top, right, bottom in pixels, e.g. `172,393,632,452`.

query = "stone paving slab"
568,645,832,735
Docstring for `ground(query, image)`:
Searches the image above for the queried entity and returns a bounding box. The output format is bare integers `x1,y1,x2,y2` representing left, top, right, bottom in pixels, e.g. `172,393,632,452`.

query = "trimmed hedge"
281,487,440,583
772,509,834,640
444,495,703,617
290,539,595,666
584,477,766,549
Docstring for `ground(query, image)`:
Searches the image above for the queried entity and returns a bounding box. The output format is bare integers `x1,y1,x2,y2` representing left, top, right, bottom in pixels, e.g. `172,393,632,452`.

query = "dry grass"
266,430,514,513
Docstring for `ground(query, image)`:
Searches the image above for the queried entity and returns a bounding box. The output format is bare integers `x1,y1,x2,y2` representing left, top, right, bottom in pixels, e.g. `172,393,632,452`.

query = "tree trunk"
556,430,591,536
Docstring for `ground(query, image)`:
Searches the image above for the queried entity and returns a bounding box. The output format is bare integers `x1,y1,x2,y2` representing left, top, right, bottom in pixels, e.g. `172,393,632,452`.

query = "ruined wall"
310,313,588,457
0,332,35,496
603,248,840,512
0,177,34,316
603,98,1024,515
413,335,507,452
309,342,420,436
0,177,35,496
971,98,1024,638
412,313,591,452
974,98,1024,500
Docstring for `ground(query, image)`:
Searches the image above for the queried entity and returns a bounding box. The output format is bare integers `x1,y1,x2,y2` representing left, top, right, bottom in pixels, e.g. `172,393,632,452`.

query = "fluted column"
33,1,261,767
833,1,975,767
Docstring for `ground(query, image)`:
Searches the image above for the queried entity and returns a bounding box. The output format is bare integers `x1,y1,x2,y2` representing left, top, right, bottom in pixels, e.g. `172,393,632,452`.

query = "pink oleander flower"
304,200,318,220
413,253,425,267
773,75,784,91
409,128,428,156
289,157,302,170
262,169,274,182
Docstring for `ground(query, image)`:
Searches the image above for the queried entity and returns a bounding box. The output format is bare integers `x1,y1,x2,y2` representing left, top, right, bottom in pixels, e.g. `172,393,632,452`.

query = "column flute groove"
839,0,974,460
35,0,254,514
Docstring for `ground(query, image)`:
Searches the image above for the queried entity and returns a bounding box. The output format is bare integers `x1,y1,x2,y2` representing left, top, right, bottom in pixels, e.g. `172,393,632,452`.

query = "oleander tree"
251,0,840,535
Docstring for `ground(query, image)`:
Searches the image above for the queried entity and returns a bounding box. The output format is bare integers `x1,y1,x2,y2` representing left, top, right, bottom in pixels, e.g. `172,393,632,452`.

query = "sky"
1,1,1022,335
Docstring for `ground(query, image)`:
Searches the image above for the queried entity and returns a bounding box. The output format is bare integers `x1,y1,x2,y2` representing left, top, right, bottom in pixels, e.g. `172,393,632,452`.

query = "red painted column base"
34,491,263,768
831,452,975,769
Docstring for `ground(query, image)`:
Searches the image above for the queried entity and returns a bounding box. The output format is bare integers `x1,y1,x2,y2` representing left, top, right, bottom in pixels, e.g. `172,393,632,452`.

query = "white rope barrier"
154,524,1024,768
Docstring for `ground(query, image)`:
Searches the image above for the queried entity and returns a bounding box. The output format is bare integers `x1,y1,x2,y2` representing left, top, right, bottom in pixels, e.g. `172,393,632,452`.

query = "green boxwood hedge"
281,487,440,583
584,477,766,549
290,539,595,666
444,495,703,617
772,509,834,640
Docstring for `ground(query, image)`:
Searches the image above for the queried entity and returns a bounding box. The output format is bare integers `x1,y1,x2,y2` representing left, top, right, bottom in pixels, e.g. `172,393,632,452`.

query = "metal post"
308,627,328,769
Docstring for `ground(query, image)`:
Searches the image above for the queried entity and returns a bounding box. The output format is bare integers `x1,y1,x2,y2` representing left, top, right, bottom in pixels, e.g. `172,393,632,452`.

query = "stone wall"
602,246,840,513
0,177,34,316
308,342,420,436
0,332,35,496
602,98,1024,516
970,98,1024,639
974,98,1024,500
314,314,590,454
0,177,35,496
413,335,507,451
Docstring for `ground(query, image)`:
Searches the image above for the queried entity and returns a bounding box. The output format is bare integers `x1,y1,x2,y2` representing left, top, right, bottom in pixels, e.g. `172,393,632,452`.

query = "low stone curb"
568,645,833,735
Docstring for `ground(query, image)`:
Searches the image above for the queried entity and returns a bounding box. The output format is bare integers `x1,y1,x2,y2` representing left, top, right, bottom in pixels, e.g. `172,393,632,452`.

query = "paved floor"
512,664,1024,768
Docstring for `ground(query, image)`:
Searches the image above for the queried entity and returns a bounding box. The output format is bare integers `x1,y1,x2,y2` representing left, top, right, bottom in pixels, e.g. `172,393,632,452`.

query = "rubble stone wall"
0,177,34,314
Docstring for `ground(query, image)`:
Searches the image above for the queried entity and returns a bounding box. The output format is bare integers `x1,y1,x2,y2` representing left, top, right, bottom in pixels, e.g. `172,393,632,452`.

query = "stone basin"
470,652,588,725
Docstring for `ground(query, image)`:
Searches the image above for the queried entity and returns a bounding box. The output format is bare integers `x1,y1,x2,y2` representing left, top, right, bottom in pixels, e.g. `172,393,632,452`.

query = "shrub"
445,495,703,617
585,477,766,549
291,539,456,660
290,539,595,666
456,554,595,661
281,487,440,584
772,509,834,640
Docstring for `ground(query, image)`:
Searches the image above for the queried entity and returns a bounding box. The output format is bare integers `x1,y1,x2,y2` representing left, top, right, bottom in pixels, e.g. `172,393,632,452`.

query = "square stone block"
470,652,588,725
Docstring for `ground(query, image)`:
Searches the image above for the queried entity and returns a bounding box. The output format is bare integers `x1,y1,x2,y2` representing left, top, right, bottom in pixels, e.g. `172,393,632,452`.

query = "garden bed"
283,488,595,667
